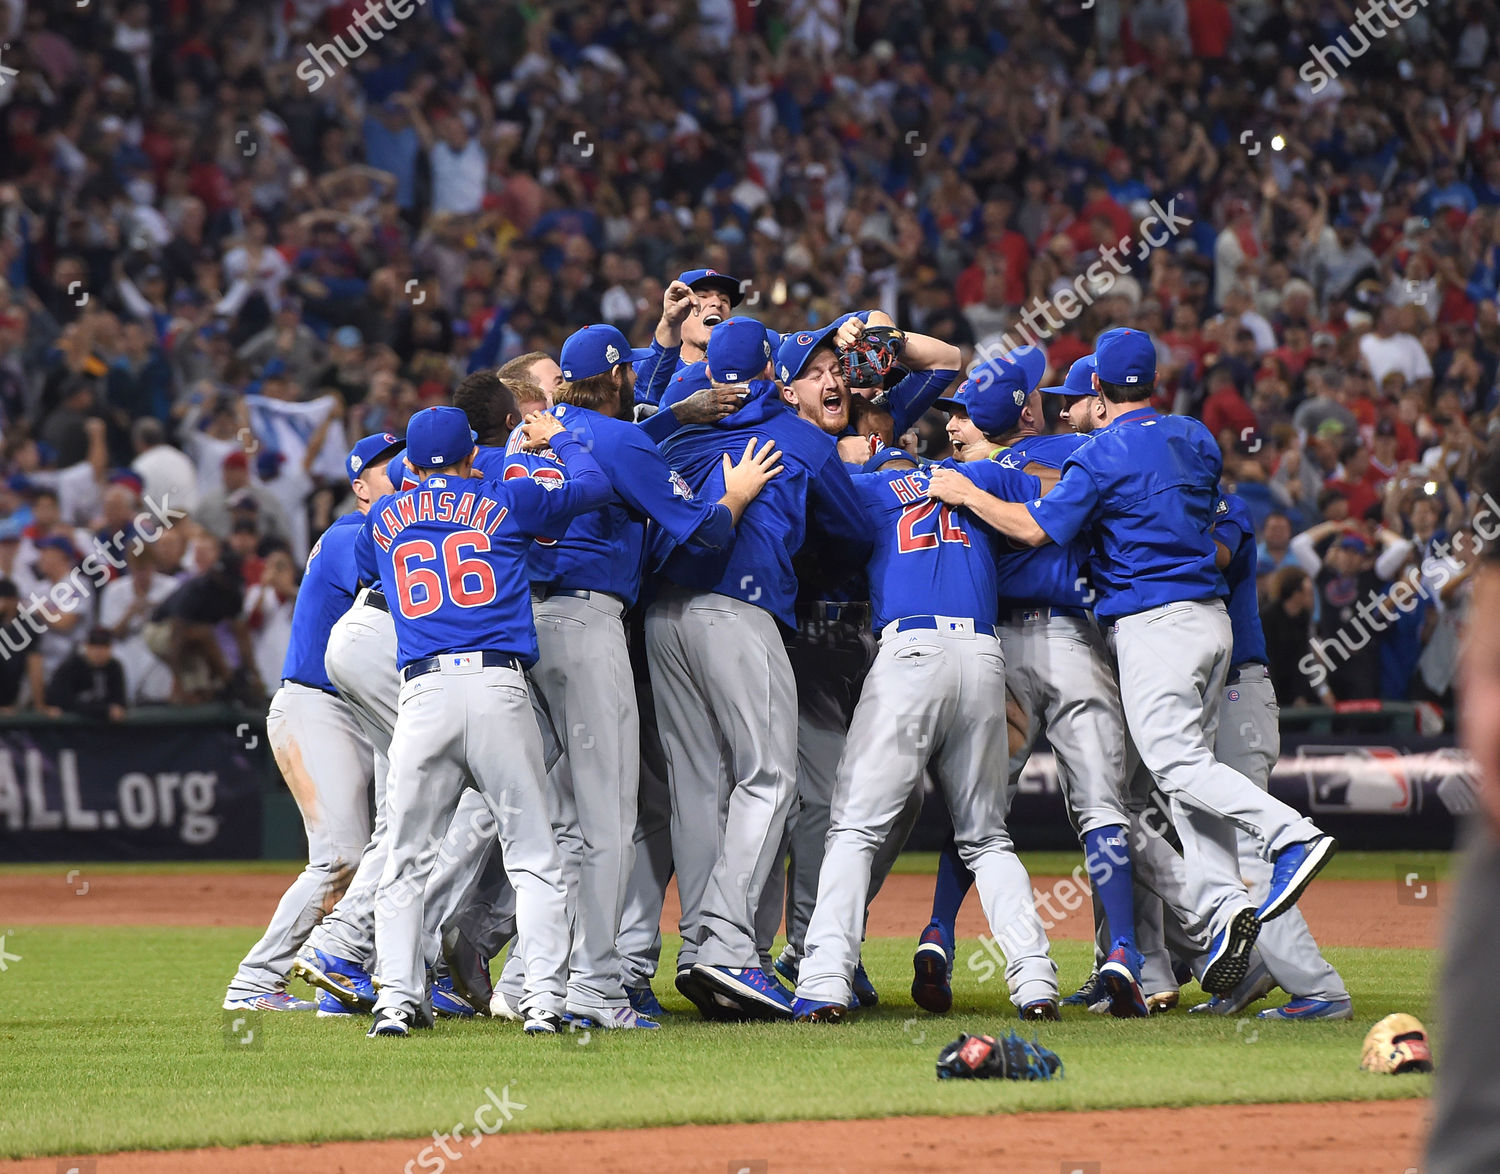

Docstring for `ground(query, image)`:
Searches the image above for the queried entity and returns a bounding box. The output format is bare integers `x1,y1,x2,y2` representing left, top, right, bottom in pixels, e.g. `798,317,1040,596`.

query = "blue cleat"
1259,835,1338,922
222,991,315,1012
911,923,954,1014
567,1005,661,1030
431,973,477,1018
626,983,668,1018
1099,940,1149,1019
1020,998,1061,1021
292,946,376,1012
1062,970,1109,1013
693,963,795,1019
773,947,799,986
851,959,879,1008
1201,907,1261,995
1256,997,1353,1021
315,990,359,1018
792,996,847,1023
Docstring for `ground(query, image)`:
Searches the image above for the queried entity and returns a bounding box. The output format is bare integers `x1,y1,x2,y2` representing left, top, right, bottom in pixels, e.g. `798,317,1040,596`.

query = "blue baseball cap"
678,268,743,307
346,431,404,485
559,325,653,381
863,445,918,473
1007,345,1047,393
1094,327,1156,386
776,323,839,384
763,327,782,355
706,317,774,384
935,355,1030,436
660,361,712,412
406,406,478,469
390,448,419,491
1040,354,1099,397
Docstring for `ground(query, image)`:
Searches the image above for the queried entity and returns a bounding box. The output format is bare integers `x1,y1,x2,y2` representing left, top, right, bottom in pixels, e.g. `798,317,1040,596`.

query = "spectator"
1360,306,1434,394
97,540,180,705
130,418,200,514
1261,566,1325,707
194,452,292,550
242,544,298,688
46,627,127,722
144,533,259,705
0,579,42,711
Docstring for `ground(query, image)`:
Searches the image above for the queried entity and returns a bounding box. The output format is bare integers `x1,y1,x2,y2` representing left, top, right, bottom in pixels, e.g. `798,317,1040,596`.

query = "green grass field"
0,854,1438,1160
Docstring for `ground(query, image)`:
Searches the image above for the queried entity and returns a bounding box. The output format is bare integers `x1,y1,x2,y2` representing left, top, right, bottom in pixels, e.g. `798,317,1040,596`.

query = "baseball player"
634,268,745,406
1189,491,1351,1020
917,350,1148,1018
222,433,391,1013
363,405,613,1037
297,374,535,1019
793,387,1060,1021
770,312,962,999
926,327,1337,995
646,318,872,1020
495,323,781,1029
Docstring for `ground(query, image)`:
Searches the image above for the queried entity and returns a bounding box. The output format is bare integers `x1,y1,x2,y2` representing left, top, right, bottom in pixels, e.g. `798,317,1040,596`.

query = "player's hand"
836,433,880,464
720,439,782,510
520,410,565,450
661,280,696,328
833,316,866,352
674,384,742,425
926,466,974,507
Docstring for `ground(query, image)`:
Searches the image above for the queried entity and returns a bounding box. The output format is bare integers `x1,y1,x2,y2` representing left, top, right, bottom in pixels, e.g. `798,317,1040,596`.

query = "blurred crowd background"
0,0,1495,718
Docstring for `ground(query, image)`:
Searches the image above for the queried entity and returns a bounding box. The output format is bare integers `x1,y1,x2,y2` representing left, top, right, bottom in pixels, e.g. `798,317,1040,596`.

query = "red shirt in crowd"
1202,384,1258,442
1187,0,1233,58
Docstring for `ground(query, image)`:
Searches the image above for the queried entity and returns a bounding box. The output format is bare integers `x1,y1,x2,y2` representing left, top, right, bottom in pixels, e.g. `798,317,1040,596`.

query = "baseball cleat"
366,1006,415,1038
1145,990,1180,1014
315,990,359,1018
1061,970,1107,1012
522,1010,563,1035
431,973,477,1019
1201,907,1262,995
676,966,742,1021
1190,961,1274,1016
626,983,668,1018
911,924,954,1014
489,989,523,1021
792,997,847,1023
1099,941,1149,1019
1020,999,1061,1022
1256,997,1353,1021
567,1005,661,1030
1259,835,1338,922
773,946,799,986
222,991,315,1012
440,927,494,1015
693,963,795,1019
851,959,879,1008
292,946,376,1012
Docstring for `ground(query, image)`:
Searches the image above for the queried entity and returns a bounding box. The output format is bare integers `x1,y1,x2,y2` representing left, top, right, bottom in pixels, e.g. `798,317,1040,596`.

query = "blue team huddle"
223,268,1348,1037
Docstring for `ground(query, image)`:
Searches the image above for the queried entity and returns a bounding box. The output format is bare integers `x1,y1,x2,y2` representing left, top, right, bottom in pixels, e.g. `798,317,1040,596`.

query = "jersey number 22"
897,500,970,552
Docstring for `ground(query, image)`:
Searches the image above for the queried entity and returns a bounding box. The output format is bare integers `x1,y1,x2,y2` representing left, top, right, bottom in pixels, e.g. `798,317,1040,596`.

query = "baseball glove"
840,325,906,388
936,1031,1063,1081
1360,1013,1433,1075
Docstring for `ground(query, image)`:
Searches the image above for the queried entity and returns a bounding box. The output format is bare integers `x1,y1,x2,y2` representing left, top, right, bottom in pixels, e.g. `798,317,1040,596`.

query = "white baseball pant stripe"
1215,666,1346,1001
227,683,373,998
797,626,1057,1010
1112,599,1320,940
646,588,798,970
373,660,569,1017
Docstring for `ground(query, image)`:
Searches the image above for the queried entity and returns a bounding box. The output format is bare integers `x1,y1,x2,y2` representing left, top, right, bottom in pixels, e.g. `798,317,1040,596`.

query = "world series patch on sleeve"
935,1032,1063,1081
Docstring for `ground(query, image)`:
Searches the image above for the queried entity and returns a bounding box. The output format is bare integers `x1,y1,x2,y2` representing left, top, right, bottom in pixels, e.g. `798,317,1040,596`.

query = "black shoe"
441,927,494,1015
676,966,745,1021
367,1006,414,1038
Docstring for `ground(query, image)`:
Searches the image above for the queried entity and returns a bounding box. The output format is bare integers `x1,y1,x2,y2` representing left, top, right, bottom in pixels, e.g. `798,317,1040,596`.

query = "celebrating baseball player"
221,433,390,1014
496,323,781,1029
793,368,1061,1022
362,405,614,1038
925,327,1338,995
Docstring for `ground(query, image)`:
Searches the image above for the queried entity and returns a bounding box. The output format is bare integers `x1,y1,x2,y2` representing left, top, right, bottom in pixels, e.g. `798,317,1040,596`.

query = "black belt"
358,587,389,613
532,587,623,605
401,651,523,683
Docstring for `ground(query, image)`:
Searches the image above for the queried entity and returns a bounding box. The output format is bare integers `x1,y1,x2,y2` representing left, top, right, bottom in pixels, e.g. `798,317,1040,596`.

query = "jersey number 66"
391,532,498,618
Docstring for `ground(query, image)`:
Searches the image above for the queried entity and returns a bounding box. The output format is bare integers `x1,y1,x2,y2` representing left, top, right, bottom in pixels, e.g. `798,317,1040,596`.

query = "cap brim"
932,397,968,413
1039,384,1096,396
863,446,917,473
690,276,744,306
626,346,655,365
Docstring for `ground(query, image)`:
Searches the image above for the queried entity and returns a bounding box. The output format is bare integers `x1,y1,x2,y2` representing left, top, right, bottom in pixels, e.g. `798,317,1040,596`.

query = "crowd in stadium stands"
0,0,1494,715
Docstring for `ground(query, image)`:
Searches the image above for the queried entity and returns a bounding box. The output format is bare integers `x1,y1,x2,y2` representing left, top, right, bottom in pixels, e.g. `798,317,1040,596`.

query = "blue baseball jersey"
852,458,1037,632
633,339,682,407
656,380,871,627
1026,407,1227,621
1213,491,1268,667
280,511,364,690
987,433,1096,611
365,433,611,668
501,404,732,605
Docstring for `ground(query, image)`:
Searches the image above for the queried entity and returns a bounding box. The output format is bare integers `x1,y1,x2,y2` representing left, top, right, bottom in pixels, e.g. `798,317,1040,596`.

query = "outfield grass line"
0,928,1437,1158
